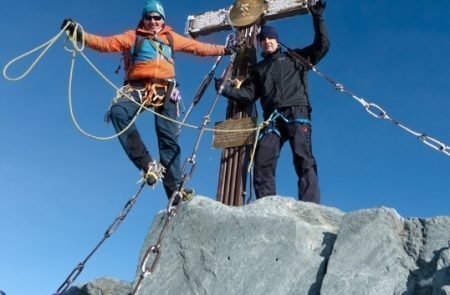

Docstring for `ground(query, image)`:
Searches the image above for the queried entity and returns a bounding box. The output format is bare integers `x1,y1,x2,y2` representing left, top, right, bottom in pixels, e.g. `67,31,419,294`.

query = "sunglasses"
144,15,163,21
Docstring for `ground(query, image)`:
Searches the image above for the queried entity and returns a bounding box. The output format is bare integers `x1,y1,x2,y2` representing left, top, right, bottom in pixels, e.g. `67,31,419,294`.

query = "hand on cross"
309,0,327,17
224,44,242,56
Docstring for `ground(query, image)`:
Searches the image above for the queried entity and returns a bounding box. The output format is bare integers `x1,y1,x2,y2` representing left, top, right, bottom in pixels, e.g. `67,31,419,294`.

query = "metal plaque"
213,117,257,148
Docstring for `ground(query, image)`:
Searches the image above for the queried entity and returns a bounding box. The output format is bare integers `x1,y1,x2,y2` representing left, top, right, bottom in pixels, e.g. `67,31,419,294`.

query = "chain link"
336,81,450,156
282,43,450,157
54,183,146,295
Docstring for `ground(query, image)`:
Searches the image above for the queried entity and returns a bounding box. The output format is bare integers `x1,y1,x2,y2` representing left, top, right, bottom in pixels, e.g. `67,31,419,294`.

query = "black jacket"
222,15,330,120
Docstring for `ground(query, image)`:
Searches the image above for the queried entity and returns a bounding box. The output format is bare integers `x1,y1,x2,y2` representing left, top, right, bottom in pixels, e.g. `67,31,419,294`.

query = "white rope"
3,22,262,141
3,24,71,81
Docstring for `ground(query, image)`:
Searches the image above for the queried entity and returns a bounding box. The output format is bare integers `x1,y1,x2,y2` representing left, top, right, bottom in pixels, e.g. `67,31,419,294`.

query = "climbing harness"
177,34,234,136
279,41,450,157
246,109,309,173
257,109,311,140
54,182,146,295
140,80,168,107
130,43,239,295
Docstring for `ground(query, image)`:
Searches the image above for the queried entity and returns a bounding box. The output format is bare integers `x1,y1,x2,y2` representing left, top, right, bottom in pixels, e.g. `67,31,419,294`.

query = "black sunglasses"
144,15,163,21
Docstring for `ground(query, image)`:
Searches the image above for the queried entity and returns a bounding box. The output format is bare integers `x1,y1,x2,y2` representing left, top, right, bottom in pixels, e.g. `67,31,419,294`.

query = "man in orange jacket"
62,0,231,203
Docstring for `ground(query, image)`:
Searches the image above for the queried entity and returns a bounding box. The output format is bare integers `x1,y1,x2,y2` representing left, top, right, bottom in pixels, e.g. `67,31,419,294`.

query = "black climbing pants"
254,106,320,204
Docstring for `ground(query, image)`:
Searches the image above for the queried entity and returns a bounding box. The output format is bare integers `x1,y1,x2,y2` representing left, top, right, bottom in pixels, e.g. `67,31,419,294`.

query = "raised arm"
296,0,330,65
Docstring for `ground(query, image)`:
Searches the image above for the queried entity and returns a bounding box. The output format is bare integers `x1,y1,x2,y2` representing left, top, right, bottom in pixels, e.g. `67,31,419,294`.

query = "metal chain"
279,42,450,157
130,36,237,295
54,183,146,295
177,34,235,136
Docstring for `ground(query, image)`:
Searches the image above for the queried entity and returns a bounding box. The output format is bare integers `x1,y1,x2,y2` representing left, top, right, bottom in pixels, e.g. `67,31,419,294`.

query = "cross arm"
185,0,318,38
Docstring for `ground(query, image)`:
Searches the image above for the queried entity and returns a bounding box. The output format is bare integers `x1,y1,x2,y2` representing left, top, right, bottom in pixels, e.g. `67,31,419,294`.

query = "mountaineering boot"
171,188,195,206
142,160,166,186
181,188,195,201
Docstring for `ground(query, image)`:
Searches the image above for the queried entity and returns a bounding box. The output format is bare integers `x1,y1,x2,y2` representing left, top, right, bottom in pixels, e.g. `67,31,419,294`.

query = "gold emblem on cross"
239,3,251,16
229,0,267,27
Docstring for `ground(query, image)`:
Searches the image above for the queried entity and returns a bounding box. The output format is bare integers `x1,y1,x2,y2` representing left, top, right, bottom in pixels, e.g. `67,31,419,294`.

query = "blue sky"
1,0,450,294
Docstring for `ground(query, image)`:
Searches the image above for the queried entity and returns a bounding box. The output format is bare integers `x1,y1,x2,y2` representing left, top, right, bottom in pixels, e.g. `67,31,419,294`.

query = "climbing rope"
54,182,146,295
3,23,72,81
5,23,448,156
3,24,261,141
279,42,450,157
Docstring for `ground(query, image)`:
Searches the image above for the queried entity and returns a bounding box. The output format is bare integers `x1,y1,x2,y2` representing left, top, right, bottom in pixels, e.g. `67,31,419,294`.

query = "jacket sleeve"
171,32,226,56
221,70,260,104
84,30,135,53
297,15,330,65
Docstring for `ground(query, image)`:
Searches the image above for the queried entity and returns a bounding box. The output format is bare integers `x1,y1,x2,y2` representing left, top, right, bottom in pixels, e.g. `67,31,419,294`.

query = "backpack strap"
164,31,175,59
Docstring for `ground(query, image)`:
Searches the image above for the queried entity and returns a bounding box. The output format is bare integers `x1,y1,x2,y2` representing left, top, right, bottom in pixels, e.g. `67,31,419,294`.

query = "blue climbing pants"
108,88,181,198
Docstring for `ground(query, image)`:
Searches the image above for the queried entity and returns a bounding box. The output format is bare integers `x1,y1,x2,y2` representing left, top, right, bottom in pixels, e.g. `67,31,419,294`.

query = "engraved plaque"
213,117,257,148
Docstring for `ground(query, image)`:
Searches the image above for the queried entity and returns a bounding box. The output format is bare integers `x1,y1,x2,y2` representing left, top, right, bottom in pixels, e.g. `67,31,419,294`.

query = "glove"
61,18,82,39
309,0,327,17
214,77,223,91
224,44,241,56
214,77,234,97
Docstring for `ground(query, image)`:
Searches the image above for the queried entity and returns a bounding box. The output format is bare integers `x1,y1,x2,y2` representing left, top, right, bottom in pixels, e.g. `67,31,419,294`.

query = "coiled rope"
3,23,262,141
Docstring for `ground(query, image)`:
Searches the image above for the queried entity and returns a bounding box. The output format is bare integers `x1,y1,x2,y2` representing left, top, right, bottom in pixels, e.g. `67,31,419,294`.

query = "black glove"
61,18,82,39
309,0,326,17
224,44,241,56
214,77,223,91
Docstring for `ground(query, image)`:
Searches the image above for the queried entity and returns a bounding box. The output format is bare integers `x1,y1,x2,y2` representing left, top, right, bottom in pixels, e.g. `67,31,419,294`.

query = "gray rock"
62,276,131,295
134,196,344,295
321,208,450,295
441,286,450,295
67,196,450,295
321,207,415,295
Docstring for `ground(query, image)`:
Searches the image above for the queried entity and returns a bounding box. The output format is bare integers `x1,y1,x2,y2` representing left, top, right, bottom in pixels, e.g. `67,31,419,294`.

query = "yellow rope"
247,120,270,172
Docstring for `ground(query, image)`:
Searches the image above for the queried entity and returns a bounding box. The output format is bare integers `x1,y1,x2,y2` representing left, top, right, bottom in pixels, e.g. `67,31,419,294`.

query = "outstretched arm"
60,18,134,53
171,31,227,56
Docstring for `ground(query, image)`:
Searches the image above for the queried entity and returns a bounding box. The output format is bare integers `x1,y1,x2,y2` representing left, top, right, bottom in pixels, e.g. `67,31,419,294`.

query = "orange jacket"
84,24,226,80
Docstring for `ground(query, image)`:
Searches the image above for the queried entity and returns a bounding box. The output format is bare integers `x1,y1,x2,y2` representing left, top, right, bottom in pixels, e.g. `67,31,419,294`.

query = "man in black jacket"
218,0,329,203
